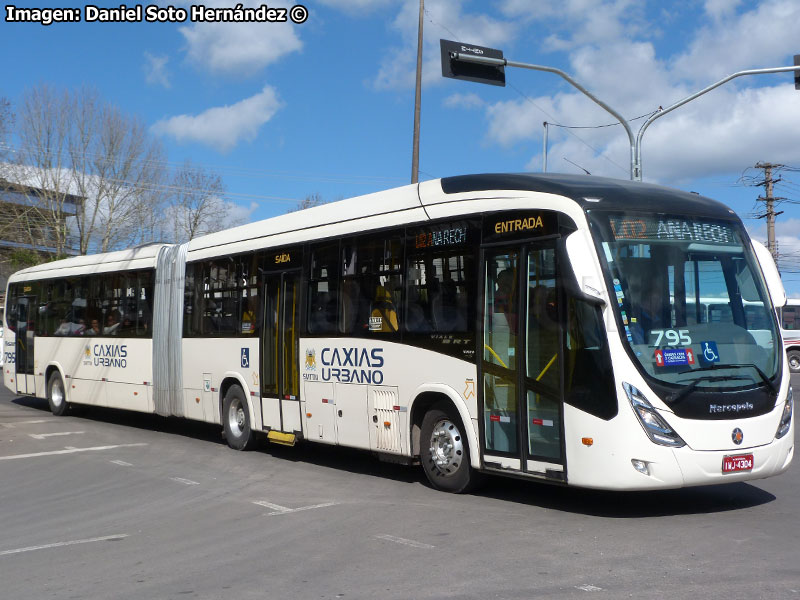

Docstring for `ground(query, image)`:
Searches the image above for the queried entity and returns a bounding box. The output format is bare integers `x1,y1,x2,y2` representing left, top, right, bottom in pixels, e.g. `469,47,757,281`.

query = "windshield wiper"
678,363,778,396
666,374,750,405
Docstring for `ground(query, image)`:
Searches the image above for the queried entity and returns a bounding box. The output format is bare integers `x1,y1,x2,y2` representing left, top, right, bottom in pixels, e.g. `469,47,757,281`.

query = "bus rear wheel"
788,350,800,373
222,386,257,451
47,372,69,416
420,403,481,493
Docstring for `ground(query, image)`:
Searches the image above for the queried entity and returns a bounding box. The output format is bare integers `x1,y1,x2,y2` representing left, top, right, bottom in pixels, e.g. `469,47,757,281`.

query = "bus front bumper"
669,433,794,487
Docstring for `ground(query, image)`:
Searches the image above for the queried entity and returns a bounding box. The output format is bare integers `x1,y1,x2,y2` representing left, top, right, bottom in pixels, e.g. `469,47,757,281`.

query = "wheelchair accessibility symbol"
241,348,250,368
700,341,719,363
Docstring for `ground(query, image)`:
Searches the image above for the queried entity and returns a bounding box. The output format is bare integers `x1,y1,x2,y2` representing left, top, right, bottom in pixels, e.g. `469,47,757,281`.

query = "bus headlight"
623,382,686,448
776,387,793,440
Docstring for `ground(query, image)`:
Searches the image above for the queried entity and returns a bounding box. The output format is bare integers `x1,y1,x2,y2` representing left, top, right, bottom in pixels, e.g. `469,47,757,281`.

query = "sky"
2,0,800,290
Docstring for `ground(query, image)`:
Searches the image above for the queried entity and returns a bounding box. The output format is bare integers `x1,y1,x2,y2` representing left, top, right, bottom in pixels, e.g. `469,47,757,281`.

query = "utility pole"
411,0,424,184
755,162,785,263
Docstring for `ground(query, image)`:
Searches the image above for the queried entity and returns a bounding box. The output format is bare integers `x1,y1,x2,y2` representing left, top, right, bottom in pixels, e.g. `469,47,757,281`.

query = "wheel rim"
51,379,64,408
428,418,464,477
228,398,246,437
790,356,800,370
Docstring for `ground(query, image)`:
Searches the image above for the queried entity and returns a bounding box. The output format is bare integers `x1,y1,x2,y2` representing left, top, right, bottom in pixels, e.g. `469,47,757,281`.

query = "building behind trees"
0,179,82,294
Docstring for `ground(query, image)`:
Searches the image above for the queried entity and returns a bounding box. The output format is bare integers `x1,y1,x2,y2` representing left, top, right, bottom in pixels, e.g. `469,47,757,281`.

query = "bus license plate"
722,454,753,473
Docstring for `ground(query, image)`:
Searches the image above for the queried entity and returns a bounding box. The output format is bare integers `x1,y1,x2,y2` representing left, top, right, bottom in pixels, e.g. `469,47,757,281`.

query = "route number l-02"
650,329,692,347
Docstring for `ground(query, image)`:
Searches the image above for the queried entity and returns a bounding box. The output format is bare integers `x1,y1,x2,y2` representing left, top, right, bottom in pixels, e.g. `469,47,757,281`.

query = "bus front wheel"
420,403,481,493
788,350,800,373
222,386,257,451
47,372,69,416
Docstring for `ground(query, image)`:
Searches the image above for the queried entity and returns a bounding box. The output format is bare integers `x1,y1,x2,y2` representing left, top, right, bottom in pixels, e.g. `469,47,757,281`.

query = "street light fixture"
635,63,800,180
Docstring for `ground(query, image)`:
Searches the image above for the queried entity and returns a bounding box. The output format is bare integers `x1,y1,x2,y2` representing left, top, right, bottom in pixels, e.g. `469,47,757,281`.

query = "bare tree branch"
9,84,168,255
287,192,326,213
168,160,235,243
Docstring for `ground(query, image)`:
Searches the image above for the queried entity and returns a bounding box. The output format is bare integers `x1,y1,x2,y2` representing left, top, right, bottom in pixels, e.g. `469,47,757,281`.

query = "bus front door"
14,296,36,396
481,243,565,479
260,271,301,435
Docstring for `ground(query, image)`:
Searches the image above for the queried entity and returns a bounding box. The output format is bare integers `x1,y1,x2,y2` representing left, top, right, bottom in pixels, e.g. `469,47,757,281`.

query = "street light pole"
635,65,800,180
450,52,638,179
447,47,800,181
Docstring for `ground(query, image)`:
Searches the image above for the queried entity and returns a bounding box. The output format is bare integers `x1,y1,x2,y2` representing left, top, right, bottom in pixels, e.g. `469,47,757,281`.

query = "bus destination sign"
412,222,470,250
609,216,738,245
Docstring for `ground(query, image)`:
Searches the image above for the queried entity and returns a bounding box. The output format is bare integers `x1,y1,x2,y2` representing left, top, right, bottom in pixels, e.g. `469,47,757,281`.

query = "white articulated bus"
3,174,794,492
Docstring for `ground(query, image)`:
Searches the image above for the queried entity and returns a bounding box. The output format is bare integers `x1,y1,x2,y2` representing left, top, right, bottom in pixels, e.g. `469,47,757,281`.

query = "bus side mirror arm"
751,240,786,308
557,237,606,308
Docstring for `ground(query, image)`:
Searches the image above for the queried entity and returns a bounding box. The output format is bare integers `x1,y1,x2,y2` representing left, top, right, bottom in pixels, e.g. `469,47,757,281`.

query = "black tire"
420,402,482,493
47,371,69,416
788,350,800,373
222,386,257,451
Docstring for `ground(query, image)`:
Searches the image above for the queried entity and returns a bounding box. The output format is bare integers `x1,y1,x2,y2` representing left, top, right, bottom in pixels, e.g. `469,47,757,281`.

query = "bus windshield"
589,211,780,392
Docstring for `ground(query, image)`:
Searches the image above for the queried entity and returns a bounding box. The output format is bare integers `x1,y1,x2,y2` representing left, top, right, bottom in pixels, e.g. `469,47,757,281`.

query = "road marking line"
110,460,132,466
287,502,338,513
28,431,85,440
0,419,51,429
252,500,339,516
0,443,148,461
170,477,199,486
0,534,128,556
374,534,434,549
575,584,603,592
253,500,290,512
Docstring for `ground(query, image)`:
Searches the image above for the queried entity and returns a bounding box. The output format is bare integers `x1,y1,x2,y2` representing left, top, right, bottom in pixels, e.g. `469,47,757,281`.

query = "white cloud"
151,86,283,152
373,0,518,90
143,52,170,88
227,200,259,224
633,85,800,182
443,92,485,110
542,0,646,52
672,0,800,82
704,0,744,22
179,5,302,76
317,0,395,14
487,95,560,148
507,84,800,182
478,0,800,184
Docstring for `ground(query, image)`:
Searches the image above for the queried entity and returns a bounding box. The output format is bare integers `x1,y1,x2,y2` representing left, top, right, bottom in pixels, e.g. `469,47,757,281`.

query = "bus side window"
405,251,475,334
128,271,152,337
308,242,339,335
359,235,403,336
782,306,799,330
239,254,260,336
404,263,432,332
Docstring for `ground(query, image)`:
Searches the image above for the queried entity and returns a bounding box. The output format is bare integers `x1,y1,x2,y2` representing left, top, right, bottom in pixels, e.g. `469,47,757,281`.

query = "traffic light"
440,39,505,87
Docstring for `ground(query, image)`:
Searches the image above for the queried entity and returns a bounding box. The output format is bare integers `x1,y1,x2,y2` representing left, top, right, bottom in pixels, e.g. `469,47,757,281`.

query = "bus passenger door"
14,296,36,396
260,271,302,434
481,243,565,478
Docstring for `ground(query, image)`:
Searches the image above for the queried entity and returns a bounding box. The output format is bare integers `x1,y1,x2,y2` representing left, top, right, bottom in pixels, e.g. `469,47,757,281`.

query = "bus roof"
187,173,738,259
8,243,169,281
7,174,741,280
441,173,736,217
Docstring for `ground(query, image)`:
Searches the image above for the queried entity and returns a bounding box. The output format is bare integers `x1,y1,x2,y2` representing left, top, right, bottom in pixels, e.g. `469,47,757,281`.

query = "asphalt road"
0,382,797,600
